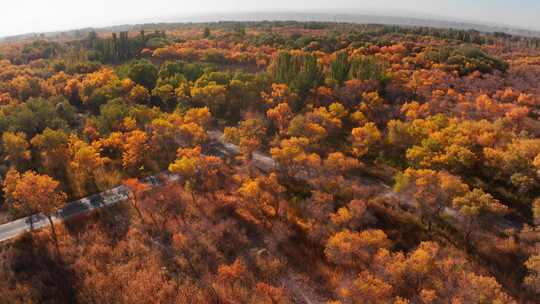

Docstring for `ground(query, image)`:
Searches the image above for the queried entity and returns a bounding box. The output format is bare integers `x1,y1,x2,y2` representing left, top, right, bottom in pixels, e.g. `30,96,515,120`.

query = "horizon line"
2,9,539,40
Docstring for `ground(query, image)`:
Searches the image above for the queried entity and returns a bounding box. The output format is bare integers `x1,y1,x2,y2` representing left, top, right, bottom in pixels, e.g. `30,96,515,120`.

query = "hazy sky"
1,0,539,37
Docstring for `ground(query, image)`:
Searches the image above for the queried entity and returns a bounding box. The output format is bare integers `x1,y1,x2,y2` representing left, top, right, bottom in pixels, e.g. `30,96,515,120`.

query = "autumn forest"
0,21,539,303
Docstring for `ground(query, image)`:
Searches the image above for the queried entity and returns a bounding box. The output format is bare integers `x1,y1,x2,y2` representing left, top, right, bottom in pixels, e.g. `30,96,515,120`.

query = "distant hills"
2,11,540,42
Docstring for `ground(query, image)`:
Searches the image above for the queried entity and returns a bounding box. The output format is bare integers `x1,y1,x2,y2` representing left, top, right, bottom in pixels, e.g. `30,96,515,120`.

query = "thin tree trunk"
464,218,474,245
148,212,160,233
130,198,146,225
47,215,60,257
191,192,196,205
28,214,34,230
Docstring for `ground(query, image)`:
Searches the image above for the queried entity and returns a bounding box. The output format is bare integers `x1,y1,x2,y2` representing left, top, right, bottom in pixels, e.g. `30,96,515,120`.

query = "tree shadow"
62,203,132,244
5,233,77,303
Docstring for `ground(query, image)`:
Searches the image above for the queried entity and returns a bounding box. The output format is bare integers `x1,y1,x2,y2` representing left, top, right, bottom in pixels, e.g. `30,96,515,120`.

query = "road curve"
0,130,520,243
0,131,271,243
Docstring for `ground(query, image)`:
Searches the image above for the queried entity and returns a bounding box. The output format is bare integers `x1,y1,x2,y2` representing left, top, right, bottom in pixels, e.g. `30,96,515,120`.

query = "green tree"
330,51,351,86
271,51,323,100
127,59,158,90
203,27,211,38
351,55,389,83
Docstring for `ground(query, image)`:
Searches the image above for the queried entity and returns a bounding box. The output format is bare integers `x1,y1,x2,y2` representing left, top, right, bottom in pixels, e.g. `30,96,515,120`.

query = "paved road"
207,130,277,171
0,175,167,242
0,132,273,243
0,185,130,242
0,130,521,242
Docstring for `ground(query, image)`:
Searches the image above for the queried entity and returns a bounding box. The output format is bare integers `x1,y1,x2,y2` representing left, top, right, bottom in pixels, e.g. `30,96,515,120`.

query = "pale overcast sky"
1,0,539,37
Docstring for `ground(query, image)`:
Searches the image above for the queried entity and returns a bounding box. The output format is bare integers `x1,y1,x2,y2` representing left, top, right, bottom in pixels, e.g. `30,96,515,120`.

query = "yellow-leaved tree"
3,170,67,253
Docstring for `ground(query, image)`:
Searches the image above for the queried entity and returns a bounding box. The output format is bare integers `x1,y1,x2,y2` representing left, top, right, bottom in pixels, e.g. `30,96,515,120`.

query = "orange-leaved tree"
3,169,67,252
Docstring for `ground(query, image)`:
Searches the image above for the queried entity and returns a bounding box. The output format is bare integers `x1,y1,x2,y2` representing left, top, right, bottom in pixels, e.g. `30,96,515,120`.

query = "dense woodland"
0,22,538,303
